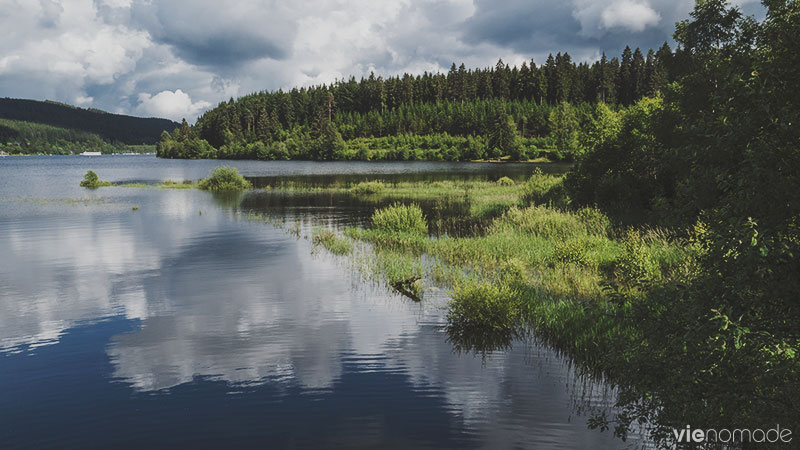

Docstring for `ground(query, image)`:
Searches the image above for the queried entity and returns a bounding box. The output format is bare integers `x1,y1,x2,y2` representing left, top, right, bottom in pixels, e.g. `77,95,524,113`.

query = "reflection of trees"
209,190,246,209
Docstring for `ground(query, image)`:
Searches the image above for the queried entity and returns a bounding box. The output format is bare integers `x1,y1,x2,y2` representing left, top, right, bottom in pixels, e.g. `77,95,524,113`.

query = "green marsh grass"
312,229,353,255
118,179,197,189
161,180,196,189
350,180,385,195
236,172,692,392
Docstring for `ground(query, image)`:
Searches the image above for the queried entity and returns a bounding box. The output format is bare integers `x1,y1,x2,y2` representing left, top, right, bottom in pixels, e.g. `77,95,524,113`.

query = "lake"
0,156,642,449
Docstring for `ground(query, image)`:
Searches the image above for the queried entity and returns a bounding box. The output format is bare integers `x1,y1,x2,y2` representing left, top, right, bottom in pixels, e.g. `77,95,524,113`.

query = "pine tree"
631,47,646,100
549,102,578,159
179,119,191,141
617,46,633,105
488,103,522,159
544,54,557,104
555,52,574,103
447,63,459,102
457,64,469,102
644,49,664,96
492,59,510,99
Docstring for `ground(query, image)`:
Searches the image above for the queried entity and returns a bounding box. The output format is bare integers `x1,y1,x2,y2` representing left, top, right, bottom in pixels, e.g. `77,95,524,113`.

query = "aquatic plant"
371,202,428,235
162,180,196,189
198,166,252,191
79,170,112,188
312,229,353,255
447,280,522,337
350,180,385,195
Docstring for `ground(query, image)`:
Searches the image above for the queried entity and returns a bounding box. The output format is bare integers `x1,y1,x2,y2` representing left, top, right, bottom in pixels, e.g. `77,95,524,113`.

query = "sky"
0,0,764,122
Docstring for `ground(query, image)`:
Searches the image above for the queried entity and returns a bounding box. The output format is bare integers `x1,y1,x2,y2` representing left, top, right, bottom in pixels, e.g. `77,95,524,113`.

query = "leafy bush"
552,238,592,267
79,170,111,188
576,207,612,236
350,180,385,195
198,166,252,191
565,96,673,213
614,230,662,287
372,202,428,235
522,169,568,207
496,176,515,186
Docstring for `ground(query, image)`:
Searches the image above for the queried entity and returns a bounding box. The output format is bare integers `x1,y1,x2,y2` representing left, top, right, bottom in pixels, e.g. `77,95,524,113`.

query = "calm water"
0,156,640,449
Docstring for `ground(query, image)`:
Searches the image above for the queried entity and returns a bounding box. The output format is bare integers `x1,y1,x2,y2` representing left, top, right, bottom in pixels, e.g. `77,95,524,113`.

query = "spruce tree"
488,103,522,159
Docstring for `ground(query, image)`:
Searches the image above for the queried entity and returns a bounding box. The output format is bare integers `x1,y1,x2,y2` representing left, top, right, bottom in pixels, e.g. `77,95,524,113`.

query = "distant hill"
0,98,179,145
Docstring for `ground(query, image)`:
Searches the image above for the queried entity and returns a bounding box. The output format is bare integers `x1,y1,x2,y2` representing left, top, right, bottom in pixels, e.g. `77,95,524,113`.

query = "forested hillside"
0,118,121,154
157,44,678,161
0,98,178,145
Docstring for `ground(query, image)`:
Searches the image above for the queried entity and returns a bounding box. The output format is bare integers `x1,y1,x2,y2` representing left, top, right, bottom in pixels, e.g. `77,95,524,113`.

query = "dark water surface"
0,156,640,449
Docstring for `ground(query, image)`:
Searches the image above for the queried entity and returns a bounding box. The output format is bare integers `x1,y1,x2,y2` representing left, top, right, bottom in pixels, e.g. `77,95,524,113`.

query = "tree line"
158,43,680,161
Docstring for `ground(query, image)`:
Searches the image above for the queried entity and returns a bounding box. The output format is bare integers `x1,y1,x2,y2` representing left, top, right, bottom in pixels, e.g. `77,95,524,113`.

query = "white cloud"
572,0,671,38
135,89,210,121
75,95,94,105
601,0,661,32
0,0,151,107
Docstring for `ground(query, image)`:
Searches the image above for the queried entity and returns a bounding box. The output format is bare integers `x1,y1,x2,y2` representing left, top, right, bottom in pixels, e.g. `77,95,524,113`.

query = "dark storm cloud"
462,0,692,61
157,31,290,67
463,0,583,50
129,0,296,67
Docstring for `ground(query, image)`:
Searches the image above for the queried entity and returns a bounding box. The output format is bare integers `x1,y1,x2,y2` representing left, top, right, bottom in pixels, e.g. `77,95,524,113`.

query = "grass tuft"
350,180,385,195
372,202,428,235
312,229,353,255
198,166,252,191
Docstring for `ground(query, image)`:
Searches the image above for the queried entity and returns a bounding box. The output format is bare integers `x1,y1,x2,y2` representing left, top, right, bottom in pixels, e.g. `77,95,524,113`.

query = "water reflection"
0,156,638,449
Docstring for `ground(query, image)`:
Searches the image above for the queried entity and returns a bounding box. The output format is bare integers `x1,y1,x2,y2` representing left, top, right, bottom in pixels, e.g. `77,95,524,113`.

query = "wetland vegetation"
74,1,800,446
240,1,800,443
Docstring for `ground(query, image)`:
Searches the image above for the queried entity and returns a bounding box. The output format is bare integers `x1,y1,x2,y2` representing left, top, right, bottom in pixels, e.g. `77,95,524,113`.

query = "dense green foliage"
198,166,252,191
0,98,178,145
158,42,678,161
563,0,800,440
